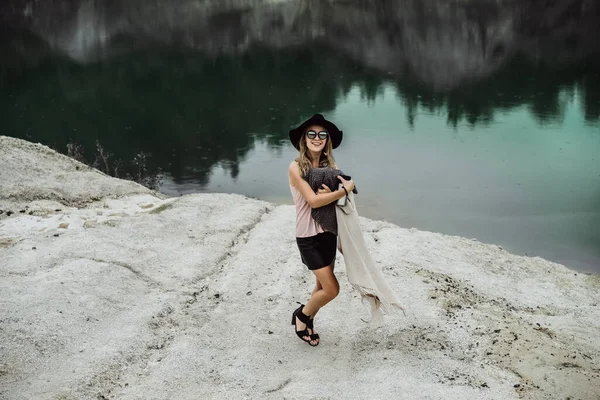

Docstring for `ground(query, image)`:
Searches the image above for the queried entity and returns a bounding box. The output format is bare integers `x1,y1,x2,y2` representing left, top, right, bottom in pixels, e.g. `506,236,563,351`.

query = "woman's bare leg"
309,260,334,319
294,260,337,345
310,279,322,317
302,265,339,316
295,264,338,345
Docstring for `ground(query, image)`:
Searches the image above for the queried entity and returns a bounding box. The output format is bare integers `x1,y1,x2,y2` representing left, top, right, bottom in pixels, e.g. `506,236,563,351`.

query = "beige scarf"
336,192,406,321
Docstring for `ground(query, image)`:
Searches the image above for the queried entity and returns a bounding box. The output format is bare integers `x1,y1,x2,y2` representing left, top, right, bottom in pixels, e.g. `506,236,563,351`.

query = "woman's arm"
288,162,348,208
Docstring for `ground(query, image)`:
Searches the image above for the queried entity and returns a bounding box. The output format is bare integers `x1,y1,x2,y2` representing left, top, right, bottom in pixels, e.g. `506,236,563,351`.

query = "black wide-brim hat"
289,114,343,150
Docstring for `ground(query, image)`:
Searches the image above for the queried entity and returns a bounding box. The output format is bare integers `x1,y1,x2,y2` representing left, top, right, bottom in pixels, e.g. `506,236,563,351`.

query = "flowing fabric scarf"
337,191,406,321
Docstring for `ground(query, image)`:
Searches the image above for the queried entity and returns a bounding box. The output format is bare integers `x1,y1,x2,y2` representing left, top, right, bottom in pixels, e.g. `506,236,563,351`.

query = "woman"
287,114,355,347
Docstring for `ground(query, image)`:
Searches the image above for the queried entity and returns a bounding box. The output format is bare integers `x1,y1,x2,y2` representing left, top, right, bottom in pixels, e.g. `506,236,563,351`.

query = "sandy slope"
1,136,599,399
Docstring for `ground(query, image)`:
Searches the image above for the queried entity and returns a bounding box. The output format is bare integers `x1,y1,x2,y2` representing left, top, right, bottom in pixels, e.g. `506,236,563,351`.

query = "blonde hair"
295,129,337,177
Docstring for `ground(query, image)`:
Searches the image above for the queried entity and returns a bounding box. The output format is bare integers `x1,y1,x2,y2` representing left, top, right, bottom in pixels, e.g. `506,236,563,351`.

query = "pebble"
83,220,98,228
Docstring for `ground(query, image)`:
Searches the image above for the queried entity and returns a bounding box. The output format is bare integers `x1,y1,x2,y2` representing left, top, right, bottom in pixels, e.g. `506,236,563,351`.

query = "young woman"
287,114,355,347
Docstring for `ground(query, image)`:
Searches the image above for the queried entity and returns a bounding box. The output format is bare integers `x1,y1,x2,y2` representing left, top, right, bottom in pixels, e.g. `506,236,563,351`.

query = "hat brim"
289,115,343,150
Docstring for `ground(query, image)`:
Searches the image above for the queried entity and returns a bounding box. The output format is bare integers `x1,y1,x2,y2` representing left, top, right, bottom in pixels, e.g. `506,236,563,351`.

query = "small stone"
6,211,13,216
55,209,62,212
246,291,252,296
32,247,36,250
53,233,59,237
268,331,273,334
58,223,69,229
19,209,26,213
513,384,520,388
214,293,220,299
28,211,33,215
83,220,98,229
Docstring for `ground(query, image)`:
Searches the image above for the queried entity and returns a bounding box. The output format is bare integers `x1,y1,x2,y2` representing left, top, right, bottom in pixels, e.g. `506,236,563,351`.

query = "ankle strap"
295,304,311,324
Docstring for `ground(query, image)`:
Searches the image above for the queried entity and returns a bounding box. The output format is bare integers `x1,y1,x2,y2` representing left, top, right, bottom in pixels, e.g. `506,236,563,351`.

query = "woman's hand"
289,161,345,208
318,184,332,194
337,176,355,193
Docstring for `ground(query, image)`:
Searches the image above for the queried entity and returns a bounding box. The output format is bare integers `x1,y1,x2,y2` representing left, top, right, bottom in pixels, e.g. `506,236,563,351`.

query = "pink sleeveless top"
290,185,324,238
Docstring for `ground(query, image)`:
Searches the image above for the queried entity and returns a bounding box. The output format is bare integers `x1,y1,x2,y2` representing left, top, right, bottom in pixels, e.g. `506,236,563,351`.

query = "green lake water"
1,0,599,272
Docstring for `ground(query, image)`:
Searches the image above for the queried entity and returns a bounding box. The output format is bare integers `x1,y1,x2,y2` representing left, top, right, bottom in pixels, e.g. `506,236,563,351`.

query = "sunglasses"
306,130,329,140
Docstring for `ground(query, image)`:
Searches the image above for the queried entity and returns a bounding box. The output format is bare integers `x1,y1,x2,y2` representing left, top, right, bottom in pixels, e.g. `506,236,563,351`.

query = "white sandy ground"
0,136,599,400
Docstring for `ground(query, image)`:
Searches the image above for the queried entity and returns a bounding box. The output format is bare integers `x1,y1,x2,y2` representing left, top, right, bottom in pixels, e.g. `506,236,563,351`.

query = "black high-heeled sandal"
291,303,318,346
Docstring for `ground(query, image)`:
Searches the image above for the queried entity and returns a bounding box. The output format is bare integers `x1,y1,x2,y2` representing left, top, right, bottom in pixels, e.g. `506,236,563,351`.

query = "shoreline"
163,187,600,276
1,136,599,399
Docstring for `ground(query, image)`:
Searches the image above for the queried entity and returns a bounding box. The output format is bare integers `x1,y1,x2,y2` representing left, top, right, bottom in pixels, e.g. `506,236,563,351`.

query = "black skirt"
296,231,337,270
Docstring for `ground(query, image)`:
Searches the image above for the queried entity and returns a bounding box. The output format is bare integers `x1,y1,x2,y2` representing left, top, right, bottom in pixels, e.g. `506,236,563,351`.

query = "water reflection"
1,0,599,270
3,0,600,83
0,6,600,183
1,42,356,183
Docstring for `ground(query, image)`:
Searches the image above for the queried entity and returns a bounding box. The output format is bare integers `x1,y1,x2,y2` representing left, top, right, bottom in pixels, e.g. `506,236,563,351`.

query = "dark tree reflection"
1,0,599,185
